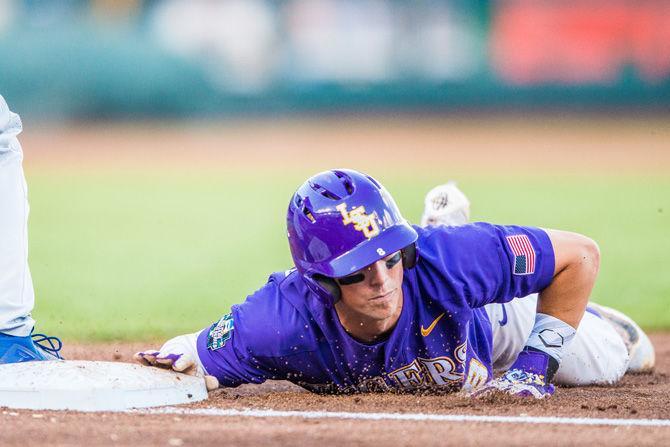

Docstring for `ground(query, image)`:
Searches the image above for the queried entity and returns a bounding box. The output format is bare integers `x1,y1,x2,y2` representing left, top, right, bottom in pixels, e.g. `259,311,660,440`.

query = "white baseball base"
0,360,208,411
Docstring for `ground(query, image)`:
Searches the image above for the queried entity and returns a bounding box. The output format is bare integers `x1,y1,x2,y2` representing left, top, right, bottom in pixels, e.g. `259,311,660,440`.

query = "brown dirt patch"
21,116,670,175
1,333,668,446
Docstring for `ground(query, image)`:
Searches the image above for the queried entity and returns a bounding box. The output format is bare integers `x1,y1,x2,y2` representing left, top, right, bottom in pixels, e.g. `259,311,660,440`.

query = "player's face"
336,251,404,326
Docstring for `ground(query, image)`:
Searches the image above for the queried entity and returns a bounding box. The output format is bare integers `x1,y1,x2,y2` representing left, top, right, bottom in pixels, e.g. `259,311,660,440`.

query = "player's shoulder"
413,222,537,283
240,268,309,306
416,221,500,236
415,222,504,254
416,221,546,247
231,269,320,358
414,222,552,281
410,224,502,296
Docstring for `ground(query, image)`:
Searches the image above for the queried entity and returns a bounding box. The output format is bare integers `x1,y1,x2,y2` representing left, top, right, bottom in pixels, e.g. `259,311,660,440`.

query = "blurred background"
1,0,668,340
3,0,670,118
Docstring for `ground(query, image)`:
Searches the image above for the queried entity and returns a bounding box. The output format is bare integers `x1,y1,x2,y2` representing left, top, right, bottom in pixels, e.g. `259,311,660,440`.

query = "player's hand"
471,349,556,399
421,181,471,227
134,332,219,391
471,368,555,399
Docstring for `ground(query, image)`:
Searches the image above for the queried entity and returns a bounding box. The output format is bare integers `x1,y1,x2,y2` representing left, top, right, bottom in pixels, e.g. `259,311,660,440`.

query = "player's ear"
312,274,341,302
401,243,418,269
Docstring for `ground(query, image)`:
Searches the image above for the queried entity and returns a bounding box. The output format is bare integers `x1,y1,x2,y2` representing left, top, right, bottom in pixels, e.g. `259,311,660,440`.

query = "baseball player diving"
135,169,655,398
0,95,654,398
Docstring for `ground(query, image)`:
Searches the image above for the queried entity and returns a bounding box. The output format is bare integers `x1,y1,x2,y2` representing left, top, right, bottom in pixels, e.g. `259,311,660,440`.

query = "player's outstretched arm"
134,333,220,391
473,229,599,399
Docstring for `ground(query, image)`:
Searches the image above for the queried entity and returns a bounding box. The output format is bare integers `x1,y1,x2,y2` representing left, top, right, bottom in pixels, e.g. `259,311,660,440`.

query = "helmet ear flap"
401,243,418,269
312,274,341,303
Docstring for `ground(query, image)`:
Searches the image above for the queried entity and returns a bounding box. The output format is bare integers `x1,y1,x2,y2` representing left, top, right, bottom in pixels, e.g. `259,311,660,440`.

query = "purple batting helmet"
287,169,418,305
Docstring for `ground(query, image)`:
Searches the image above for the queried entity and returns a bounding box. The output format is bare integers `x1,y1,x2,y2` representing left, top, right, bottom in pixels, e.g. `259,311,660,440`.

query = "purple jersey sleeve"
196,272,318,387
417,223,555,308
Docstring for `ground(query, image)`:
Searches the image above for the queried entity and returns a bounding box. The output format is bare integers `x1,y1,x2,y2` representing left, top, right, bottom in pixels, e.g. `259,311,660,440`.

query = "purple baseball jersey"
197,223,555,393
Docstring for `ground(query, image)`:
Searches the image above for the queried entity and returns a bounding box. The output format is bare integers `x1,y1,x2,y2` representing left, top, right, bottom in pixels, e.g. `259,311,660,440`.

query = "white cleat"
589,303,656,373
421,181,471,227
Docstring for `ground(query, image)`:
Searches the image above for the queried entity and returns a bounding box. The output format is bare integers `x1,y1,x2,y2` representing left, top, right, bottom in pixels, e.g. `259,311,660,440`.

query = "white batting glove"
134,332,219,391
421,181,471,227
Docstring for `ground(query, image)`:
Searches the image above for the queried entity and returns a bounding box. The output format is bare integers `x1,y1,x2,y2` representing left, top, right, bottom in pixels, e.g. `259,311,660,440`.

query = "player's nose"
365,260,389,287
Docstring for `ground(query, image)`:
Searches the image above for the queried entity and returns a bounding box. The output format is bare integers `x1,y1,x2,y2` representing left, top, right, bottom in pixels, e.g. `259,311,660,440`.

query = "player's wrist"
524,312,576,364
472,347,557,399
512,346,559,383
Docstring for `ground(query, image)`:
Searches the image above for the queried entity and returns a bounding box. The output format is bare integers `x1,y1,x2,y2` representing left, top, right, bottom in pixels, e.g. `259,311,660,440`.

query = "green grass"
26,169,670,340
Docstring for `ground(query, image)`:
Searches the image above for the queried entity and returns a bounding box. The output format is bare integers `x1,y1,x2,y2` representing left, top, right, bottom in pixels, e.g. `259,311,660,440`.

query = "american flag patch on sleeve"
506,234,536,275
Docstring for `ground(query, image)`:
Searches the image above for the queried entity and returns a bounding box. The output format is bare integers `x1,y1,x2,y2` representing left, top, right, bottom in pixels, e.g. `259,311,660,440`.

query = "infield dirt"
0,333,668,446
21,115,670,174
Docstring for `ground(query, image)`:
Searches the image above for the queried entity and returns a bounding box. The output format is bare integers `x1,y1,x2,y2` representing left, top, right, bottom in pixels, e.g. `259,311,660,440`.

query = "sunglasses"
336,251,402,286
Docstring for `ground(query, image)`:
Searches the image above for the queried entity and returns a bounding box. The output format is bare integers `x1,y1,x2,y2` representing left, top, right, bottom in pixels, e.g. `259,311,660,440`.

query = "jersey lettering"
455,341,467,364
418,357,462,385
463,358,489,391
389,359,424,388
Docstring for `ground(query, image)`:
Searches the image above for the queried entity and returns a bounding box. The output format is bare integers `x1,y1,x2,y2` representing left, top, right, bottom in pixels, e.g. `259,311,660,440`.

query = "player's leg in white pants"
485,295,630,386
0,95,36,336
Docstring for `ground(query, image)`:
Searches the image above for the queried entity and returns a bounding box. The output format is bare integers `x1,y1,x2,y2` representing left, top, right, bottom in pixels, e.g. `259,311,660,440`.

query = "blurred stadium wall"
1,0,669,120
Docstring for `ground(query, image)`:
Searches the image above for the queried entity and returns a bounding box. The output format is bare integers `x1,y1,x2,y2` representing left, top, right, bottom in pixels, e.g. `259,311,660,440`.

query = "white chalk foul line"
136,407,670,428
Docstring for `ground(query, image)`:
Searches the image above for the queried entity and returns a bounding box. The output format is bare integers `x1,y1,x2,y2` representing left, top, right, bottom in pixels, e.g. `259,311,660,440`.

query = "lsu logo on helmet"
336,203,380,239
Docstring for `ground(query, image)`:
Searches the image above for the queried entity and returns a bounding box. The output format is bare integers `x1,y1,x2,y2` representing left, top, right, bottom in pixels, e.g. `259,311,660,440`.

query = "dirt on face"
1,333,668,447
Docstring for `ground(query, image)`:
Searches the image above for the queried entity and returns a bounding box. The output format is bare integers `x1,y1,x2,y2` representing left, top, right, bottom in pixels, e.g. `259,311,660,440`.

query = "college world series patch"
506,234,536,275
207,313,234,351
